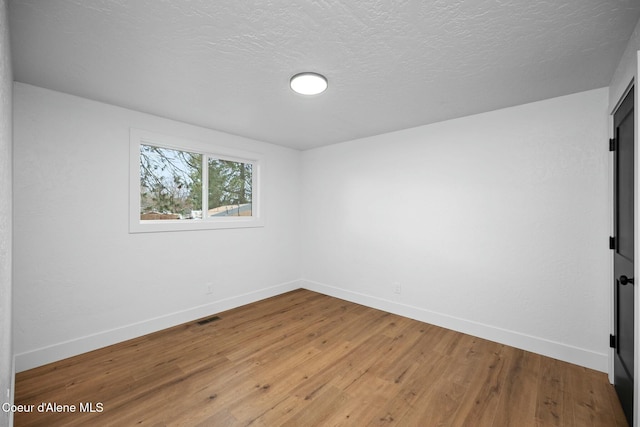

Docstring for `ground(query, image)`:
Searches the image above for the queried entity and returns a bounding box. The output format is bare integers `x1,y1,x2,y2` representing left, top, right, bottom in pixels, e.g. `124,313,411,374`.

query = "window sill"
129,217,265,233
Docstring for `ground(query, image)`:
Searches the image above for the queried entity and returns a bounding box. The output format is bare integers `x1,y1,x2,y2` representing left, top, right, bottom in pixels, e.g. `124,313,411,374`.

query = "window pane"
140,144,202,220
208,159,253,217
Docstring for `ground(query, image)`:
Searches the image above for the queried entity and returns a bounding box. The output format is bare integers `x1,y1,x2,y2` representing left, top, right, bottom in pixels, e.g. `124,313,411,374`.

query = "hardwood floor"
14,289,627,426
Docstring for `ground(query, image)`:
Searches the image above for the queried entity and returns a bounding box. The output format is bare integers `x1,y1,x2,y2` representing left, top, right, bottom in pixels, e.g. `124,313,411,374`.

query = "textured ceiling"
8,0,640,150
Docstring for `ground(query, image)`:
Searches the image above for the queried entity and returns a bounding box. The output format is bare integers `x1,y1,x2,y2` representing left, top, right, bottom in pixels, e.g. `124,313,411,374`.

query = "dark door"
613,87,634,426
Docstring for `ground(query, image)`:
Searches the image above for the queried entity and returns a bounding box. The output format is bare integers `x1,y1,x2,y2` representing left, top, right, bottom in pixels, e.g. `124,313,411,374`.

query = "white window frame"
129,129,263,233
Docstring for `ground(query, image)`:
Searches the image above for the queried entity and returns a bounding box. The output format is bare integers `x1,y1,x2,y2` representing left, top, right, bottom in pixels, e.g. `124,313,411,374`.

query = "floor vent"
197,316,221,325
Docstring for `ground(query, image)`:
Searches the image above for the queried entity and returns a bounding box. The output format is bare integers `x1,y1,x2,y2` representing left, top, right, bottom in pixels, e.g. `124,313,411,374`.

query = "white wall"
0,1,12,425
12,82,301,371
10,82,612,377
609,17,640,110
8,62,617,381
301,88,610,372
608,15,640,427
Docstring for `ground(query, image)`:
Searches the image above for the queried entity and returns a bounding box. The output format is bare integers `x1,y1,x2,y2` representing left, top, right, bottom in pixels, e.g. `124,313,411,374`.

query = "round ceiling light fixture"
290,72,328,95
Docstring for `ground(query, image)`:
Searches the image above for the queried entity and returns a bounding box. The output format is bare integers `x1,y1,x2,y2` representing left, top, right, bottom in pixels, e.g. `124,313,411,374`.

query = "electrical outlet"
393,282,401,295
205,283,214,295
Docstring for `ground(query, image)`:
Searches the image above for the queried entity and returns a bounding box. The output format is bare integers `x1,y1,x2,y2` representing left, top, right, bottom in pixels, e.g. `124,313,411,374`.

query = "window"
130,129,262,232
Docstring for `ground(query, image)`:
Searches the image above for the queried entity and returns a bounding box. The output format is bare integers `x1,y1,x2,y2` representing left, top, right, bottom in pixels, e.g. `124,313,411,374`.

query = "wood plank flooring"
13,289,627,426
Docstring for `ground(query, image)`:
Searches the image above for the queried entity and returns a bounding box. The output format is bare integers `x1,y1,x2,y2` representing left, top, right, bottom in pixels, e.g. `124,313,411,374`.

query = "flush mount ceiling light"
290,72,328,95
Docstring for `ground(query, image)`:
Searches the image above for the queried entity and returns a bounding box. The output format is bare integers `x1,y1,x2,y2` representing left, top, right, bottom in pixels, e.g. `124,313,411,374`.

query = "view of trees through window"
140,144,253,220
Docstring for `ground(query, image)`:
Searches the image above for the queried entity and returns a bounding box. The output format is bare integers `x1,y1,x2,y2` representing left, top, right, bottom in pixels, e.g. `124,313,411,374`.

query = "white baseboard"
14,280,301,372
15,278,609,374
300,279,608,373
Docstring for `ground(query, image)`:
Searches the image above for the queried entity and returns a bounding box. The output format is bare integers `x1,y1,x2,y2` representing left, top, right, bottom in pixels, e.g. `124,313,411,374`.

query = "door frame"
610,79,638,426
